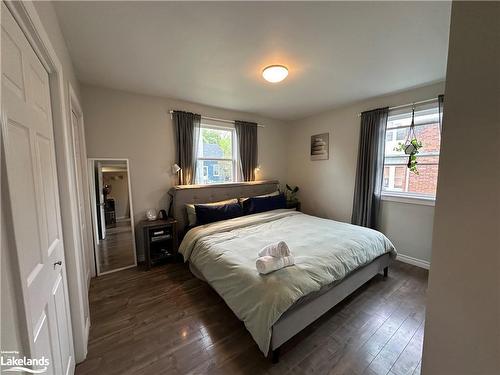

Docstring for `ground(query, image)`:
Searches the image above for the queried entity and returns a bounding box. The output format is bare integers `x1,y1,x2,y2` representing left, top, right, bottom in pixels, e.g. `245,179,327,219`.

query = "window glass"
195,125,237,184
198,128,233,159
383,101,441,198
196,160,233,184
396,129,407,141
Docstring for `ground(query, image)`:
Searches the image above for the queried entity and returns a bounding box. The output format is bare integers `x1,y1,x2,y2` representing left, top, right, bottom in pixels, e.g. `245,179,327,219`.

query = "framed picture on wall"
310,133,329,160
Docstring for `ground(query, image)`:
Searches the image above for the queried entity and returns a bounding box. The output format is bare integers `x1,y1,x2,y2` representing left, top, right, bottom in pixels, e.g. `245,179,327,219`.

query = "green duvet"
179,209,396,355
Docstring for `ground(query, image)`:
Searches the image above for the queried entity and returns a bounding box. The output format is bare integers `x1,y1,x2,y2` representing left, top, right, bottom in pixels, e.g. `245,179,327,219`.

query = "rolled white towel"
256,255,295,275
258,241,291,258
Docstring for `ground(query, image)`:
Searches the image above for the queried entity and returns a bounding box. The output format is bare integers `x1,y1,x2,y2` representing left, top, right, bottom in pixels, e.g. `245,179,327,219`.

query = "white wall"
379,201,434,266
422,2,500,373
287,82,445,265
32,1,81,100
81,84,288,228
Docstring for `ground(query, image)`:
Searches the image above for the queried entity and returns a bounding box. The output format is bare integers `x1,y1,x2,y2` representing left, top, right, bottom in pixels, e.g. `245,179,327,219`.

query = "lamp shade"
172,164,181,174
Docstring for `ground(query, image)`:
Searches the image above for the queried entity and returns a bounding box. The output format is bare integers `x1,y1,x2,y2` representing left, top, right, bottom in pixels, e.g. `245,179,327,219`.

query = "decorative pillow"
239,190,280,206
194,201,243,225
185,198,238,226
185,204,197,227
244,193,286,215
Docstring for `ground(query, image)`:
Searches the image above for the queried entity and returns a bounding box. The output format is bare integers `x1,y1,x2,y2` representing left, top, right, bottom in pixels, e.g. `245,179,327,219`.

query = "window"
382,100,441,200
195,124,238,184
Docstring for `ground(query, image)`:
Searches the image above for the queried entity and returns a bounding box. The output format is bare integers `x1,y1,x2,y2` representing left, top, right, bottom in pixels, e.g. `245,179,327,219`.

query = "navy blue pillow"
195,202,243,225
244,193,286,215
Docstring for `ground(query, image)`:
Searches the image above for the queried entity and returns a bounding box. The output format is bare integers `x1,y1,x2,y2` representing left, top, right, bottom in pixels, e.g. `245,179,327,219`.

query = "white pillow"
185,198,239,226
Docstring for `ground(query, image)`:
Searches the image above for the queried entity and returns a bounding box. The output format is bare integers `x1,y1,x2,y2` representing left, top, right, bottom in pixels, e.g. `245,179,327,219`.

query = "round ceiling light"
262,65,288,83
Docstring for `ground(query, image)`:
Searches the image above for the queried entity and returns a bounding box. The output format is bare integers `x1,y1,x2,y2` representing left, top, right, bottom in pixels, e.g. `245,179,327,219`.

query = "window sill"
381,193,435,206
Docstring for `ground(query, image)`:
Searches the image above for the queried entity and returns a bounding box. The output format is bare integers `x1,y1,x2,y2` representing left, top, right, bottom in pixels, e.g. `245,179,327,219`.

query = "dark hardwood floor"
77,261,427,375
98,219,135,273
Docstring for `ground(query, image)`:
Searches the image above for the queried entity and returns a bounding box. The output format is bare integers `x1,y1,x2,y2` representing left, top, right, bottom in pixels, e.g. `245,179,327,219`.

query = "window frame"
381,191,436,206
195,122,239,184
381,102,440,205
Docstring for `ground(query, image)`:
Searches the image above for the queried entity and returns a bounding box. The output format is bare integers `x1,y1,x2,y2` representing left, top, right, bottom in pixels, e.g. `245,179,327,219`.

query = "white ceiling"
54,1,451,121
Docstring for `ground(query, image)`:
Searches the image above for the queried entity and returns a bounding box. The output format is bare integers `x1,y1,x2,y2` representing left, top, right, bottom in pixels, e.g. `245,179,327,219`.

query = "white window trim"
196,121,240,184
381,192,435,206
197,157,234,161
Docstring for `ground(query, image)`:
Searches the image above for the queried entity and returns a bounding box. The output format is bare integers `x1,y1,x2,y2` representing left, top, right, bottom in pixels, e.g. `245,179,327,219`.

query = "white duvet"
179,209,396,355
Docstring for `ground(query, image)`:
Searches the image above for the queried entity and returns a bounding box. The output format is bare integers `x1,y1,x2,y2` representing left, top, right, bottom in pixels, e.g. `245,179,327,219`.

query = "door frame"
88,158,138,276
4,0,90,363
68,83,96,283
95,160,106,241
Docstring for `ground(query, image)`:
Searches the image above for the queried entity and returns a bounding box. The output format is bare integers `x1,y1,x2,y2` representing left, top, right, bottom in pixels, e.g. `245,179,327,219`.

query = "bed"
169,180,396,362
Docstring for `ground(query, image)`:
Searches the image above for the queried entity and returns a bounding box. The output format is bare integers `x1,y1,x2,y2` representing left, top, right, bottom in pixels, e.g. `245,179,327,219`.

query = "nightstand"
138,218,179,270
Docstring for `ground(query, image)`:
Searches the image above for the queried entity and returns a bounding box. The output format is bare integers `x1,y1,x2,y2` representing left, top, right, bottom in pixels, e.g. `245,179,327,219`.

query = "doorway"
88,159,137,275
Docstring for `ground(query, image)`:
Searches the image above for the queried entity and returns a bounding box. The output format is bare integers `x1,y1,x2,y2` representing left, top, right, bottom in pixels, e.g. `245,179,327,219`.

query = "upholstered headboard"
169,180,279,238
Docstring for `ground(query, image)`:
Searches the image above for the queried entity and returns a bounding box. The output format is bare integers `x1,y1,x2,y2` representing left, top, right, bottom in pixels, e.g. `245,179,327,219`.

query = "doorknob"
53,261,62,269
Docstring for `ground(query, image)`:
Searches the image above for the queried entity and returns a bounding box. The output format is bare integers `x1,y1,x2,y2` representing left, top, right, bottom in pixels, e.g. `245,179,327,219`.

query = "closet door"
1,4,75,374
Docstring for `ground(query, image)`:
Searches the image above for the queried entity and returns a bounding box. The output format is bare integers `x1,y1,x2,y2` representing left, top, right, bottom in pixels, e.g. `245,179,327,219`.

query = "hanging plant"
393,105,423,174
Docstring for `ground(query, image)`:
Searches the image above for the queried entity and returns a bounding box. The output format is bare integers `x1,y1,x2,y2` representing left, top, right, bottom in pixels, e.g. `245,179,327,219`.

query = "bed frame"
169,181,391,362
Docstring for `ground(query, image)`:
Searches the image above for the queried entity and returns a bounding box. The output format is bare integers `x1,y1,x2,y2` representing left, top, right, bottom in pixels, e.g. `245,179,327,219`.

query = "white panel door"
1,4,75,374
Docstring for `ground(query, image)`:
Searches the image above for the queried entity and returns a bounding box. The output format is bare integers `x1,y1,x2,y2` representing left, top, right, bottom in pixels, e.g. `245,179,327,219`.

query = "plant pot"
404,143,417,155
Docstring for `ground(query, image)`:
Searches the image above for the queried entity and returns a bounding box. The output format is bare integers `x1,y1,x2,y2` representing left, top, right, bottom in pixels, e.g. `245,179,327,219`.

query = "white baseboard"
396,253,430,270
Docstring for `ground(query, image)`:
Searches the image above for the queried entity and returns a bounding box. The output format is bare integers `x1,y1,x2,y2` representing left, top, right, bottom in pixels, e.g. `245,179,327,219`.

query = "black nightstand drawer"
149,227,171,238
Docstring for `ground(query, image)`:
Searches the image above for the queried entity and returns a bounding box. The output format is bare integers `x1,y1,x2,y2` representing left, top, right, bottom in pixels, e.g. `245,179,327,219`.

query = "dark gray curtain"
438,94,444,133
172,111,201,185
351,107,389,229
235,121,258,181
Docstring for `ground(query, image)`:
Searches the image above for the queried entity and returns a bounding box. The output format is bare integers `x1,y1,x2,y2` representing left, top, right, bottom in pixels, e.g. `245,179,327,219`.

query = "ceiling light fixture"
262,65,288,83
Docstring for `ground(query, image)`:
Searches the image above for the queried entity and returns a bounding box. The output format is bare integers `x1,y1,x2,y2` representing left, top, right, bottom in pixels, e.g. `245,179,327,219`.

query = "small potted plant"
284,184,301,210
394,138,423,174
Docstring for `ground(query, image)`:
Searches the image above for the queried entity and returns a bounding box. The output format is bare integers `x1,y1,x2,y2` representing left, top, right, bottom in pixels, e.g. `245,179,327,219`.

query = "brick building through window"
383,101,441,198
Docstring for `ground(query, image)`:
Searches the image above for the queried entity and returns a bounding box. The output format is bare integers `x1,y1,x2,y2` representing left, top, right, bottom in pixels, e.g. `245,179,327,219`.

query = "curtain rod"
168,110,265,128
357,97,438,117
